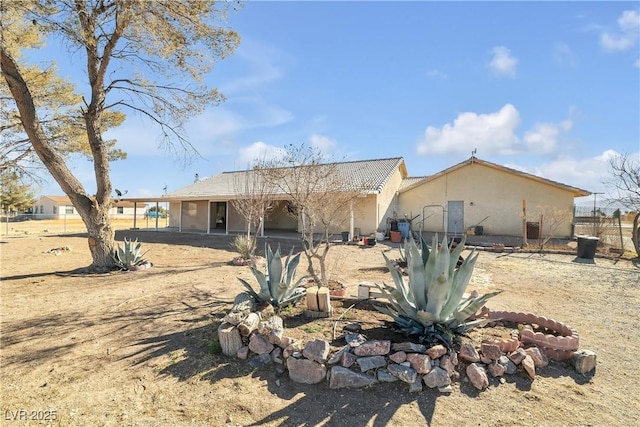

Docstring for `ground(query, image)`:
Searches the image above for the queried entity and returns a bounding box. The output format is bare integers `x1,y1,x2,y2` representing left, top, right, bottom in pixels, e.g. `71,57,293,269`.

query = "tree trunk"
1,46,116,271
632,212,640,257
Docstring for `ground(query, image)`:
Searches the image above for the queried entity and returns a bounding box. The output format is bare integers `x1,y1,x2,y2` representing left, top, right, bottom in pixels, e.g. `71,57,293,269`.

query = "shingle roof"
39,195,139,208
399,176,428,191
398,157,591,197
167,157,407,199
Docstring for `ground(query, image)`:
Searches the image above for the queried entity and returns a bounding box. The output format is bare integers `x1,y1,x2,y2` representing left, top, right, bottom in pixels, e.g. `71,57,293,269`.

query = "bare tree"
257,144,366,287
528,205,574,250
230,169,275,257
605,153,640,256
1,1,239,270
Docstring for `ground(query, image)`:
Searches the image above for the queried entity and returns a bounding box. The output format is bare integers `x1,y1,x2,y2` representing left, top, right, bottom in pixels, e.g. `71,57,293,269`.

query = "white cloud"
600,9,639,53
506,150,628,196
553,41,577,67
426,69,447,79
236,141,285,168
487,46,518,78
220,42,287,94
417,104,573,157
635,58,640,68
309,134,337,156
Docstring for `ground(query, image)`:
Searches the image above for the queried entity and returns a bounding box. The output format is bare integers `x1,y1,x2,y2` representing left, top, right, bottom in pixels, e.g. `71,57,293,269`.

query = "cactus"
113,238,150,270
237,243,307,309
375,234,500,347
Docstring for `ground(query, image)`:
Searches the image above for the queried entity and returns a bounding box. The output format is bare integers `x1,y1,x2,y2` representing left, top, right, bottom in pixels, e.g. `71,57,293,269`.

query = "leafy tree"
1,1,240,270
0,170,36,213
605,153,640,256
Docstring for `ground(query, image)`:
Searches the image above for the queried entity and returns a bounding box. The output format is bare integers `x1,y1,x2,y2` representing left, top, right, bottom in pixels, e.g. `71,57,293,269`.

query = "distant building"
32,196,145,220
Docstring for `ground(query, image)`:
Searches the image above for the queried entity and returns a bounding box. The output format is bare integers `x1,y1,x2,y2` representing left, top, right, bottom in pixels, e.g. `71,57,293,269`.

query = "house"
398,157,590,237
123,156,590,239
32,196,145,220
157,157,408,237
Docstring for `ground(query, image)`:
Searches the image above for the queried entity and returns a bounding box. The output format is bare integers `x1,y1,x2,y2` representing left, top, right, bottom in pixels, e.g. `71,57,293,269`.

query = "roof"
164,157,407,200
399,176,428,191
399,156,591,197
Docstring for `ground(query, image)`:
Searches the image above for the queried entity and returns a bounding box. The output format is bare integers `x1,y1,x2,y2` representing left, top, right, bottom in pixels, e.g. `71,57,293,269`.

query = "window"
65,206,74,214
53,206,57,214
40,205,44,214
117,206,124,214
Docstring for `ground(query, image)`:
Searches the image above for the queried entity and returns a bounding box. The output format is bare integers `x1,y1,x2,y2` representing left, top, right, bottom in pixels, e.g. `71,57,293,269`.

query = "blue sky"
34,1,639,206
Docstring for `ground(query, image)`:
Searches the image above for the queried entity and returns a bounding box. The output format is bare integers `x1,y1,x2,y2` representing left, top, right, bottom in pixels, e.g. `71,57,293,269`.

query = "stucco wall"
399,163,576,237
376,167,405,233
180,200,209,232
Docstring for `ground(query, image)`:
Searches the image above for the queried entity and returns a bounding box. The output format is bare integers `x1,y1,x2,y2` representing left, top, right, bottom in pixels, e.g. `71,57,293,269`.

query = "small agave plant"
375,234,500,347
238,243,307,310
113,238,150,271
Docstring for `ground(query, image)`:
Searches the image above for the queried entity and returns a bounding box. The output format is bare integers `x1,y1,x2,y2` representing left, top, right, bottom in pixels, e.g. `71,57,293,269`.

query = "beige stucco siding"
399,163,576,237
180,200,209,232
376,167,404,232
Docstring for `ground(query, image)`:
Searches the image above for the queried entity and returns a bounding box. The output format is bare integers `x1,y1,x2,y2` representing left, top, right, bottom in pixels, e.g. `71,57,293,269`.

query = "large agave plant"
375,234,500,347
113,238,150,270
238,243,307,309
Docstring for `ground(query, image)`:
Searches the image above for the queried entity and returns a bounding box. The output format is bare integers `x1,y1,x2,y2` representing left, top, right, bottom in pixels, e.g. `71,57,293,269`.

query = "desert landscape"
1,219,639,426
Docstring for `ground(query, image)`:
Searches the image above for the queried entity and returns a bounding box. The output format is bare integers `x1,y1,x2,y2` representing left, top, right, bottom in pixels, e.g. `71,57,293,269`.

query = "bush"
231,235,254,260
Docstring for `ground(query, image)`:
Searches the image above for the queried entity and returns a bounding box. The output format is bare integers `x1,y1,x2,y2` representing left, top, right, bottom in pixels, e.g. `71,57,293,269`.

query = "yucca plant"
113,238,150,270
237,243,307,309
231,234,254,260
375,234,500,347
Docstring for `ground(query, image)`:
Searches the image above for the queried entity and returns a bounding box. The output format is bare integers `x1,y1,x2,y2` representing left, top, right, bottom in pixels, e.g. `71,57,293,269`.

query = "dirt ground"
1,220,639,426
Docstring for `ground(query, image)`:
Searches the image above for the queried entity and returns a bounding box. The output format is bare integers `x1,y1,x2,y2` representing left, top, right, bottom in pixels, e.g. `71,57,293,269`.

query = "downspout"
133,202,137,229
179,201,183,232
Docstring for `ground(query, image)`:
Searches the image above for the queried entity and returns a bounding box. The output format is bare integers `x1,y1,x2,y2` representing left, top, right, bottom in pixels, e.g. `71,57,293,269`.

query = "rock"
439,355,455,375
423,367,451,388
283,341,304,359
438,385,453,393
341,351,358,368
258,316,284,344
303,339,331,363
327,345,350,365
572,350,597,374
426,344,448,359
459,343,480,363
278,336,297,349
392,342,427,353
248,334,274,355
487,362,506,377
525,347,549,368
237,346,249,360
389,351,407,364
499,355,518,375
287,358,327,384
387,363,418,384
271,347,283,364
344,332,367,347
509,348,527,365
377,369,399,383
353,340,391,356
522,355,536,380
255,302,275,318
449,351,459,366
480,354,492,364
406,353,431,374
466,363,489,390
357,356,387,372
481,342,502,361
329,366,376,389
409,379,423,393
344,323,362,333
249,353,272,368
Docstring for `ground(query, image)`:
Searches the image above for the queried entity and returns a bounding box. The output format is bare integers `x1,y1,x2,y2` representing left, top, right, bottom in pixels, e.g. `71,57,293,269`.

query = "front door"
447,201,464,236
209,202,227,231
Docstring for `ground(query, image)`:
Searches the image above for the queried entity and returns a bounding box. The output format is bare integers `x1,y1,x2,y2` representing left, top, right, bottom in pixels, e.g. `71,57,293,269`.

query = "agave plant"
113,238,150,270
237,243,307,309
375,234,500,347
